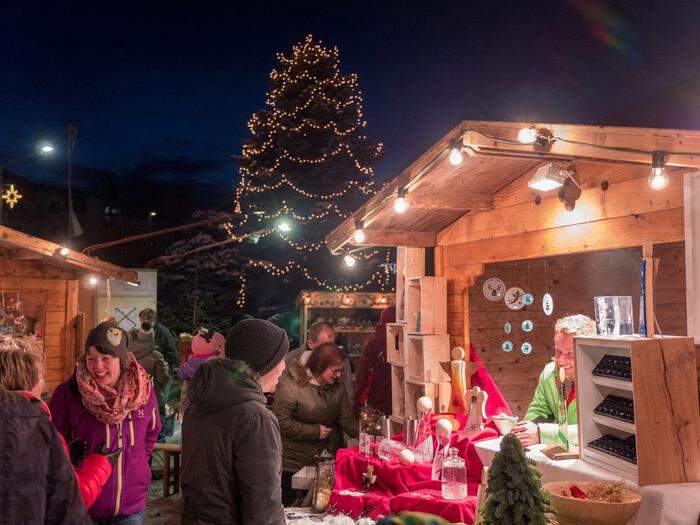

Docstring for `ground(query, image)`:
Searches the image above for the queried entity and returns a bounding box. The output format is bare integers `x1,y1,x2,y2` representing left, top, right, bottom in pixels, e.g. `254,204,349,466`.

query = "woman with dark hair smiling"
49,321,161,525
273,341,358,505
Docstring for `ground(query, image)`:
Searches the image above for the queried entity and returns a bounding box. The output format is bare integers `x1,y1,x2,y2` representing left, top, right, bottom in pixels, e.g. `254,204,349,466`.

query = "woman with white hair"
512,314,596,446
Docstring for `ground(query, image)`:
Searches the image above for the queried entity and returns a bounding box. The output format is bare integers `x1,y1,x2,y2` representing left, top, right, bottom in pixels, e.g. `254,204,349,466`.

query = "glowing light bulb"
449,146,463,166
58,247,70,257
343,254,356,268
648,151,668,191
517,127,538,144
88,276,98,286
394,188,408,213
649,167,668,190
353,227,366,244
277,220,292,232
40,144,54,154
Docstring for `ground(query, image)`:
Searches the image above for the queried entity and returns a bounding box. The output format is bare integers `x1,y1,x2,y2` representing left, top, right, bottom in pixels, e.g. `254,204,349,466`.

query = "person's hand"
67,436,87,464
511,420,540,447
97,443,122,466
319,425,332,439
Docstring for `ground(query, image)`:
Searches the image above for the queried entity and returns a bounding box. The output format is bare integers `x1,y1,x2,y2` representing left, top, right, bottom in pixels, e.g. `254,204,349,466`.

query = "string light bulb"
648,151,669,191
448,140,463,166
277,219,292,232
394,188,408,213
343,254,357,268
353,220,366,243
517,127,538,144
58,247,70,257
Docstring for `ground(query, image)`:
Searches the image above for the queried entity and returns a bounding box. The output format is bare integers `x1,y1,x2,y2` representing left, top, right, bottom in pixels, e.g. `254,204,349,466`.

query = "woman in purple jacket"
49,321,161,525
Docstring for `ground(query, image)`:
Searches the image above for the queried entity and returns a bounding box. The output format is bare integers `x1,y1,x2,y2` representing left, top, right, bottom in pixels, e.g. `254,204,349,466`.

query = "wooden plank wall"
0,259,77,392
448,242,687,417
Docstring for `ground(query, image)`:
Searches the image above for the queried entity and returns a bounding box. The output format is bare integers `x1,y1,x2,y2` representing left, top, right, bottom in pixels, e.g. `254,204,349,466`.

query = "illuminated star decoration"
1,185,23,209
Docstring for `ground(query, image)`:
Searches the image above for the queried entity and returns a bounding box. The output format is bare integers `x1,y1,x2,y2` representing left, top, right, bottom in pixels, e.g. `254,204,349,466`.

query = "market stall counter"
476,437,700,525
328,415,498,523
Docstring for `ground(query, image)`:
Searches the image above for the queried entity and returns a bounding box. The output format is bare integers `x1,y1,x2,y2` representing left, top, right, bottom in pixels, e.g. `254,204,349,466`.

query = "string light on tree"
343,254,357,268
230,33,389,306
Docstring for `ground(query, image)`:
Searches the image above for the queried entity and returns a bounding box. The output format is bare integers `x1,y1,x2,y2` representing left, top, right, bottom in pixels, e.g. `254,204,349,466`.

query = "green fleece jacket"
524,362,578,445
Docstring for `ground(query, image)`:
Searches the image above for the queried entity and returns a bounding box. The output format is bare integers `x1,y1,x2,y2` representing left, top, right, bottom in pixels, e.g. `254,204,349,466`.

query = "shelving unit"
390,247,450,427
405,276,447,335
386,322,405,365
295,290,395,348
405,334,451,383
575,335,700,486
396,247,425,324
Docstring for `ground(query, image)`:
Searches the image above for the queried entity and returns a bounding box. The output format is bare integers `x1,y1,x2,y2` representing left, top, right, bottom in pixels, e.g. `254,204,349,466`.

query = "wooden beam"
438,171,683,246
0,226,138,283
8,248,43,260
356,229,436,248
461,122,700,169
443,208,684,266
409,191,493,212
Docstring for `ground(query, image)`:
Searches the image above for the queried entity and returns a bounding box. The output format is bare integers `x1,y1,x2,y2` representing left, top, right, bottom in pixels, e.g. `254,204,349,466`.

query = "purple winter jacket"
48,375,161,519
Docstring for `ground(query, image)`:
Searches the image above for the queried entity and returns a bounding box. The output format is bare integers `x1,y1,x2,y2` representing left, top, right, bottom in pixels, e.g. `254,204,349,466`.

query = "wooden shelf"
591,414,636,434
405,334,450,383
404,380,450,417
386,323,405,366
405,276,447,335
391,365,406,419
575,335,700,486
590,375,634,392
335,328,375,334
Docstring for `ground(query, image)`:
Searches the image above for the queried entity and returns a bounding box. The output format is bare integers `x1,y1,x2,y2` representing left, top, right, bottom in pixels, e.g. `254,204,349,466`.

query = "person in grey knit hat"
181,318,289,524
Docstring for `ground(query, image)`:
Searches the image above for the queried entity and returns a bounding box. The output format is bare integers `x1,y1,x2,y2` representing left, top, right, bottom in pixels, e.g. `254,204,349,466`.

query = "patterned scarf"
76,352,152,424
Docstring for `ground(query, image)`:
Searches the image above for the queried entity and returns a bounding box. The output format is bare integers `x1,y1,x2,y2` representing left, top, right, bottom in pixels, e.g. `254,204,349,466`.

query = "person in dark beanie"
49,321,161,524
181,319,289,524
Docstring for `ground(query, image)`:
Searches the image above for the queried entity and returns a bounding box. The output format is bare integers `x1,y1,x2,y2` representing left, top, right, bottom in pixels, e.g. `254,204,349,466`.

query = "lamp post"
0,142,55,224
148,210,157,232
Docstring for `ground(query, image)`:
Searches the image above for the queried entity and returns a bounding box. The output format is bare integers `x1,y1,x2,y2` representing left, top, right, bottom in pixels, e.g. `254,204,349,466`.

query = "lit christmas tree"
231,34,391,310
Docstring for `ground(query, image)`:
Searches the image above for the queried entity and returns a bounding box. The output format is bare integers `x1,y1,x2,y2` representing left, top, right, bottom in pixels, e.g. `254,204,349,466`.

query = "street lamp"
148,211,157,232
0,141,55,224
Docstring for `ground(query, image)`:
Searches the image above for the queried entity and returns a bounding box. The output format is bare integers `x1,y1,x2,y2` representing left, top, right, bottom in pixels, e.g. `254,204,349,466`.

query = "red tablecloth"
330,421,499,523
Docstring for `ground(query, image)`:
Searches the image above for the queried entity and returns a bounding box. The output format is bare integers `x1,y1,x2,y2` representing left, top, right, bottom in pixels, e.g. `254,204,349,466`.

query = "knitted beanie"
85,321,128,362
225,319,288,375
192,329,226,357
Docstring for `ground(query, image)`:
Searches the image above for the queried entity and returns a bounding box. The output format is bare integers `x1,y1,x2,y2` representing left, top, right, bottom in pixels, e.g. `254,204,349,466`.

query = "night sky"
1,1,699,206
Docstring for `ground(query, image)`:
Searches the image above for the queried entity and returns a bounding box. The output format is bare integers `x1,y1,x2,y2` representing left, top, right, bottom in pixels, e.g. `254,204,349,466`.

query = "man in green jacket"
513,314,596,446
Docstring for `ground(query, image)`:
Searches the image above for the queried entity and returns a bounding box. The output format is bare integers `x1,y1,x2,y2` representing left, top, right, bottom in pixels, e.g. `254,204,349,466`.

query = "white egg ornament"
417,396,433,414
399,448,415,466
436,418,453,440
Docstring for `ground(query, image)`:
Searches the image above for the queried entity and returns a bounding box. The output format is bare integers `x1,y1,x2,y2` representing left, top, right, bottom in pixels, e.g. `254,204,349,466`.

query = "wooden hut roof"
0,225,139,283
326,120,700,253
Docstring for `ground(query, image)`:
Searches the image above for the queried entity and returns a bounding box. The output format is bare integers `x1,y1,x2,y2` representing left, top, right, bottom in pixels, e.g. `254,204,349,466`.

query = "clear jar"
441,447,467,500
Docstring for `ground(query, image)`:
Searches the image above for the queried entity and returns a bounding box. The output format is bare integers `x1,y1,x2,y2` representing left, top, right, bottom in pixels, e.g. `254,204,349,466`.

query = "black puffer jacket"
0,387,90,524
180,358,285,525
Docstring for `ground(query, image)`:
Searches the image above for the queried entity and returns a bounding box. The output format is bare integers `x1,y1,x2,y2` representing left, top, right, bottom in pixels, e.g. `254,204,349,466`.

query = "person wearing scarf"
49,321,161,525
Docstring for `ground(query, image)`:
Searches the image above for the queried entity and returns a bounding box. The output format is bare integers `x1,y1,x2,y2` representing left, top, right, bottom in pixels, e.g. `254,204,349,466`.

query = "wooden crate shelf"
575,335,700,486
405,334,451,383
405,276,447,335
386,323,405,366
391,365,406,418
404,379,451,418
396,247,425,324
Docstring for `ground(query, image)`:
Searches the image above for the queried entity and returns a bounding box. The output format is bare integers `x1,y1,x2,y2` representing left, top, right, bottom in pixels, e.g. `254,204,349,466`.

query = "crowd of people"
0,306,396,524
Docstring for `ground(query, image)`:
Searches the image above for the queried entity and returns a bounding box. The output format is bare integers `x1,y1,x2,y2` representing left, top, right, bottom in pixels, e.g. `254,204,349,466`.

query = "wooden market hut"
326,121,700,416
0,225,138,391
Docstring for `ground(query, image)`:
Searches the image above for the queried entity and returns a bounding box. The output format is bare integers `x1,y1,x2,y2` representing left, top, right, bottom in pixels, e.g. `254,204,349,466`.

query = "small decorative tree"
480,434,553,525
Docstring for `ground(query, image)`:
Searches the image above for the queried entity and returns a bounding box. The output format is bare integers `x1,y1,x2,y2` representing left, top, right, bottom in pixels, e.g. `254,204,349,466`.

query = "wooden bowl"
543,481,642,525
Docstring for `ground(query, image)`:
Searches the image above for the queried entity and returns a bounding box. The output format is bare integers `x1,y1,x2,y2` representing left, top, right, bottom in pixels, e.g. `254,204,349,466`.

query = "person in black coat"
0,386,90,524
180,319,289,524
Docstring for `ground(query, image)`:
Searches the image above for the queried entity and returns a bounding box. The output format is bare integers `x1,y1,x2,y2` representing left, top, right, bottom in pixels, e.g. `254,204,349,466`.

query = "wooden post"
64,280,79,379
642,242,655,337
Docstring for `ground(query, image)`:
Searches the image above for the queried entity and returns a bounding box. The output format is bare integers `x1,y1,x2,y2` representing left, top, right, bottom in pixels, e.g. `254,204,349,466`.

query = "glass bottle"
441,447,467,500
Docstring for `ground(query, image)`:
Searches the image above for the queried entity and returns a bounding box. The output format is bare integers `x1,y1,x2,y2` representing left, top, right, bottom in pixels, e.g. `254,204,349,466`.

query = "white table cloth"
475,437,700,525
